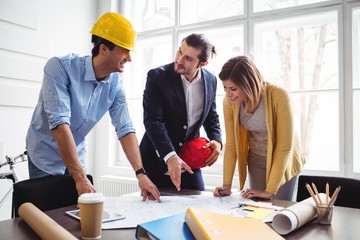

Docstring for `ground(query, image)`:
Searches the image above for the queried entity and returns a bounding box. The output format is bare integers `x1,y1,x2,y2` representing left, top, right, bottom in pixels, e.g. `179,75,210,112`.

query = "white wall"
0,0,101,219
0,0,99,175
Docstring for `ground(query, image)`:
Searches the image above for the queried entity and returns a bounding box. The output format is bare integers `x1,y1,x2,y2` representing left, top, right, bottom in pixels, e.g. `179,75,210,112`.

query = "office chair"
12,174,93,217
297,175,360,209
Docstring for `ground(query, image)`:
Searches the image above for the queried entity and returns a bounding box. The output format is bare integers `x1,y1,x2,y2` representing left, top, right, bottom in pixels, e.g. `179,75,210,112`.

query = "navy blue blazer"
140,62,222,176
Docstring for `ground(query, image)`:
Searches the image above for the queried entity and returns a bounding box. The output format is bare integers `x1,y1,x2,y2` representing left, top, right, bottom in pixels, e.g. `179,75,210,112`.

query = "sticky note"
246,208,274,220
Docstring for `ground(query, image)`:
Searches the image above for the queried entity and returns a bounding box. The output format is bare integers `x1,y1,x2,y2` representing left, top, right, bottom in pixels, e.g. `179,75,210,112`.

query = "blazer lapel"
201,69,212,122
169,66,186,108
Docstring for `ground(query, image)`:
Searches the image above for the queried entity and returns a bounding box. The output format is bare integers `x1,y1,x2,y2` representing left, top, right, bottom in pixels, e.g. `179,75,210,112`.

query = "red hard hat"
179,137,213,170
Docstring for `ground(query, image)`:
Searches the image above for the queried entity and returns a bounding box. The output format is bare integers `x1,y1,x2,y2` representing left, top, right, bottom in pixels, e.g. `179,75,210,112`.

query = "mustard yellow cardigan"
222,82,307,194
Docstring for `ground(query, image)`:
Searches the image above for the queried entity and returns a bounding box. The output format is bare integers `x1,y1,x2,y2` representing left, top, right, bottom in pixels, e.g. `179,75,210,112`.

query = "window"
99,0,359,188
180,0,244,25
116,34,173,166
253,0,332,13
353,6,360,173
123,0,175,32
253,10,339,171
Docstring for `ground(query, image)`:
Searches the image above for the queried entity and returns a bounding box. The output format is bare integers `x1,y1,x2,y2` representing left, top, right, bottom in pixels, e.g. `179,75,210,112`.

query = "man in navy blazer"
140,33,222,192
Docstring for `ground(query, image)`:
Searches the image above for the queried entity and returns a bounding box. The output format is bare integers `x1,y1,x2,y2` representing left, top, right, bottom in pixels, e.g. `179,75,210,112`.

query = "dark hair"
219,55,265,111
182,33,216,63
91,35,116,56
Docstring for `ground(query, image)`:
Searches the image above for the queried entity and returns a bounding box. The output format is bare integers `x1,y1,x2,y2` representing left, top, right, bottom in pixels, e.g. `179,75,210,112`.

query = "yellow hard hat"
91,12,136,51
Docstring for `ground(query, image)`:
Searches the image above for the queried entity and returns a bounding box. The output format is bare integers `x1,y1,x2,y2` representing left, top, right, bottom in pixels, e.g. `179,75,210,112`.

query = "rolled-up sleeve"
42,57,71,130
109,83,135,139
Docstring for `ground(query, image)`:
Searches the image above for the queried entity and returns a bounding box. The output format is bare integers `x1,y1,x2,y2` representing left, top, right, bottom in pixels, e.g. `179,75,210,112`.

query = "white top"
164,70,204,163
78,192,105,204
240,98,268,157
181,70,204,138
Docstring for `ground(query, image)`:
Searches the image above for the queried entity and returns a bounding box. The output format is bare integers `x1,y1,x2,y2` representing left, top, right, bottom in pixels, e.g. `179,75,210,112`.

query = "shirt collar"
84,56,110,82
180,69,202,83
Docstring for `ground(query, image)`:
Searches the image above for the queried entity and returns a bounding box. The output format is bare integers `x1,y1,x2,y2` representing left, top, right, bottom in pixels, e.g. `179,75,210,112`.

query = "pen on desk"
231,203,246,210
102,216,126,223
232,202,279,211
239,189,245,198
244,204,279,211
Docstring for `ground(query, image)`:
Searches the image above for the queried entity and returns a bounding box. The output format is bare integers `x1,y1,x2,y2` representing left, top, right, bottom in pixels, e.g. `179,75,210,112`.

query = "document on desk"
102,192,239,229
101,192,282,229
230,200,284,223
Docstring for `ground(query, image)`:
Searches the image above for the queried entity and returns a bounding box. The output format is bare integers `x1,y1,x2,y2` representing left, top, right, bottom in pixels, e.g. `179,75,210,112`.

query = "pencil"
311,182,323,205
306,183,319,205
327,186,341,207
326,182,329,206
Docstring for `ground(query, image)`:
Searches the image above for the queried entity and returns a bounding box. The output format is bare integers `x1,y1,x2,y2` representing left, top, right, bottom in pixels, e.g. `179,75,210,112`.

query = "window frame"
92,0,360,190
348,1,360,179
249,5,345,177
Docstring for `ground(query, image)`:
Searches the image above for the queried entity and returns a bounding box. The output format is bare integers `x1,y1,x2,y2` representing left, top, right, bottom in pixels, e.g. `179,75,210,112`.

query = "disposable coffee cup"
78,193,105,239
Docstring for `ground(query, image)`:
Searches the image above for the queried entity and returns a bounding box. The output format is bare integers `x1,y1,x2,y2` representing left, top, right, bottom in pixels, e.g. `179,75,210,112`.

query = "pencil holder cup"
315,204,333,225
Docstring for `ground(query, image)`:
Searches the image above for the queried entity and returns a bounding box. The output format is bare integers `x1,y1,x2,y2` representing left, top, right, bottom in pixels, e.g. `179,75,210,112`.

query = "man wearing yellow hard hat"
25,12,161,202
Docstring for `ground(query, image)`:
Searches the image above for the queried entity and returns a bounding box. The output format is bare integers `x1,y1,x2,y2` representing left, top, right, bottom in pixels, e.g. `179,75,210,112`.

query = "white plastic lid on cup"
78,193,105,204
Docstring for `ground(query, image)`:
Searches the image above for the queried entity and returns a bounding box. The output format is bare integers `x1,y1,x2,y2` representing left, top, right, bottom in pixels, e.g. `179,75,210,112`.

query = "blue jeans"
28,155,69,178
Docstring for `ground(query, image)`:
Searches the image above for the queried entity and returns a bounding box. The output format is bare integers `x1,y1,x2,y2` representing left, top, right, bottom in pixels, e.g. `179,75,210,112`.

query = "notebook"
136,212,195,240
185,207,284,240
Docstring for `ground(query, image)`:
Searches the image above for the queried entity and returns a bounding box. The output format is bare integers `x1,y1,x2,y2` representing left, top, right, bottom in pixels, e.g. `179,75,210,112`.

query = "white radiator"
99,175,139,197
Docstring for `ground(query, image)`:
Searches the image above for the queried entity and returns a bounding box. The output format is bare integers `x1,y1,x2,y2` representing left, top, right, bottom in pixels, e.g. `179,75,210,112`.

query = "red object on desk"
179,137,213,170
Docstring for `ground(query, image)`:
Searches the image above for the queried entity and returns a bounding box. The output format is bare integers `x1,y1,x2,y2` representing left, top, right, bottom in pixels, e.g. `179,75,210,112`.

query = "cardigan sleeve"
265,86,295,194
222,97,238,186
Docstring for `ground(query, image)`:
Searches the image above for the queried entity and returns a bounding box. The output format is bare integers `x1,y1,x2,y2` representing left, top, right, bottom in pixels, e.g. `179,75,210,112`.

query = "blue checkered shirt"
26,53,135,175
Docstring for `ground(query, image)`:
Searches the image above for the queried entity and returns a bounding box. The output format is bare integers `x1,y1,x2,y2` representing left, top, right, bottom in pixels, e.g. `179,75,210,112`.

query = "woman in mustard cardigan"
213,56,306,200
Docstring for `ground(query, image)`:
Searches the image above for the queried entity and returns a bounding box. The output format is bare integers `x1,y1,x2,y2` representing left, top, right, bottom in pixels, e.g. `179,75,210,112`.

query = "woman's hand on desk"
213,185,232,197
241,188,274,200
137,174,162,202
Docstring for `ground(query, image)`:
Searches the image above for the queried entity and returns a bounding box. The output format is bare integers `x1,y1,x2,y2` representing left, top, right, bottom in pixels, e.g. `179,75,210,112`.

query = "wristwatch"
135,167,147,176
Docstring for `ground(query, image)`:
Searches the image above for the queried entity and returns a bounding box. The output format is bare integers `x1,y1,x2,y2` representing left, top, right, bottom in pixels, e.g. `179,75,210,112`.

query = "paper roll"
272,193,326,235
18,202,77,240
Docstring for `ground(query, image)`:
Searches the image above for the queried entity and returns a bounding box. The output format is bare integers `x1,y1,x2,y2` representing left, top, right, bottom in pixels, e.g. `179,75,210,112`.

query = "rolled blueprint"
18,202,77,240
272,193,326,235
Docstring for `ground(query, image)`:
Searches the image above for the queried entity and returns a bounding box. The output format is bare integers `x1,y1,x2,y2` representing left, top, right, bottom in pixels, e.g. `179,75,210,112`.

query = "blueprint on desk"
101,191,279,229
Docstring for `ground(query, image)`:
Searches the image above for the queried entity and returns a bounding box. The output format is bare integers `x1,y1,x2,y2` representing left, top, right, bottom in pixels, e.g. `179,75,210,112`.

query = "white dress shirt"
163,70,204,163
